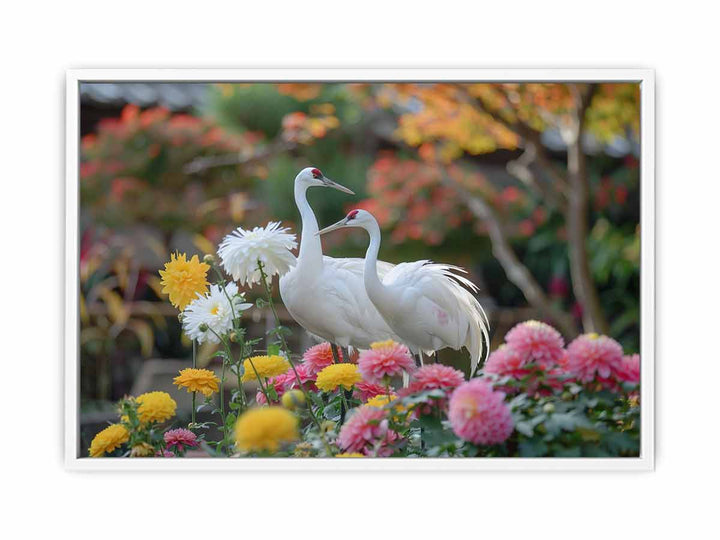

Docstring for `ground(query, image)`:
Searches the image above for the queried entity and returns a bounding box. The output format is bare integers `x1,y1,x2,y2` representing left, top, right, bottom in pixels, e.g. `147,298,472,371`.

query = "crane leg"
330,343,342,364
414,353,423,367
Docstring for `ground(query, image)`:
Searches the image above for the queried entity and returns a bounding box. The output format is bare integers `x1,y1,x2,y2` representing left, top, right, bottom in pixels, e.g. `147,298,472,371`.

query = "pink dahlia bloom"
565,333,624,385
484,345,529,378
617,354,640,384
358,341,416,384
337,405,399,457
448,379,514,445
163,428,199,452
411,364,465,391
354,381,389,402
504,320,565,367
303,342,344,375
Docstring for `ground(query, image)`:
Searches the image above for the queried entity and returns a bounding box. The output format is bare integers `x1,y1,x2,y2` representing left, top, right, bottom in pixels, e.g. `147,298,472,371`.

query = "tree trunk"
565,84,610,334
440,171,579,338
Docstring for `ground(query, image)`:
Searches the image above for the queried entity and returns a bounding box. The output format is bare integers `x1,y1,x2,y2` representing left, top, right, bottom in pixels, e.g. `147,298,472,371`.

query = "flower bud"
281,389,306,410
542,403,555,414
199,323,209,332
203,254,215,264
229,331,239,343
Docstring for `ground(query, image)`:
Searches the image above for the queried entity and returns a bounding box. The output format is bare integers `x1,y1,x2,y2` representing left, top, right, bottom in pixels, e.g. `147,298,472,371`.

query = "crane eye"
311,168,322,179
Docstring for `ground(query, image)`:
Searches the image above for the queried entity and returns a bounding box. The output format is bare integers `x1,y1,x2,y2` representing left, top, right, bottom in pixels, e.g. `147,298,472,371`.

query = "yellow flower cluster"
159,253,209,310
136,391,177,423
315,363,362,392
234,407,299,452
173,368,220,397
88,424,129,457
241,355,290,382
366,393,407,421
335,452,365,458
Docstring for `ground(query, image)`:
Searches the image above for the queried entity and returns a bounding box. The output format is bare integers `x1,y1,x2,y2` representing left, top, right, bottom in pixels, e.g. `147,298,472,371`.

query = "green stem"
191,339,197,428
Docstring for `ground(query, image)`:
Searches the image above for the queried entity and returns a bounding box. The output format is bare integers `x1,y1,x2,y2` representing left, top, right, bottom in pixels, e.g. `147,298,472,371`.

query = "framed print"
65,69,654,470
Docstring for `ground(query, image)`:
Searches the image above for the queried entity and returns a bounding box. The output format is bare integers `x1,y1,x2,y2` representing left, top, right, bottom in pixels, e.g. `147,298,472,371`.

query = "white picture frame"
65,68,655,471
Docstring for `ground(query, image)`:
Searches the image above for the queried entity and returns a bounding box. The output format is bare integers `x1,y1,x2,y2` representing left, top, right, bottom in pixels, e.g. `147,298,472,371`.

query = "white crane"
318,209,490,371
279,168,401,354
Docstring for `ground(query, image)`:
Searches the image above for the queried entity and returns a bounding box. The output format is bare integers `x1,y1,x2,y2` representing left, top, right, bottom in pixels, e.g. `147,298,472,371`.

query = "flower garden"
88,223,640,459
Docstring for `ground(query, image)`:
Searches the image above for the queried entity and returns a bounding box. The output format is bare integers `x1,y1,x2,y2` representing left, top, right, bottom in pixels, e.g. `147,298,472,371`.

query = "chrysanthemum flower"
156,449,175,458
130,442,155,457
411,364,465,391
358,340,415,384
136,391,177,423
182,283,252,344
337,405,399,457
173,368,221,397
88,423,129,457
159,253,210,310
565,333,624,384
354,381,389,402
241,355,291,383
504,320,565,367
218,221,297,285
448,379,514,445
483,344,529,378
302,342,343,375
618,353,640,384
315,363,362,392
234,406,299,452
163,428,199,452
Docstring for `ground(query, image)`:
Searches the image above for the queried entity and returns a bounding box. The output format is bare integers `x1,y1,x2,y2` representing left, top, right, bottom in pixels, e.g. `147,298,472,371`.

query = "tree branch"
183,139,293,175
439,166,578,338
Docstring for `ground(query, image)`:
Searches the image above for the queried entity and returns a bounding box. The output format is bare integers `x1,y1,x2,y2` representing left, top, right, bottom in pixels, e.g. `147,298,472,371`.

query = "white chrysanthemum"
182,283,252,344
218,221,297,285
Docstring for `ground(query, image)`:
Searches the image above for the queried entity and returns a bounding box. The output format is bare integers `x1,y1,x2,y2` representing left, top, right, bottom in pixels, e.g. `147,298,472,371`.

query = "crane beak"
321,177,355,195
316,218,348,236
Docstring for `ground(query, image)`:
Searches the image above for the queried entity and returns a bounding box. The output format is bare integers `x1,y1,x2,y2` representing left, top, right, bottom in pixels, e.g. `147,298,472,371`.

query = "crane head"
316,209,375,236
295,167,355,194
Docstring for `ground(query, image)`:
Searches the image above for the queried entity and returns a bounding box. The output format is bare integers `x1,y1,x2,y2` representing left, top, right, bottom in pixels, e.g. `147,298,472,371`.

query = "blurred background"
79,82,640,446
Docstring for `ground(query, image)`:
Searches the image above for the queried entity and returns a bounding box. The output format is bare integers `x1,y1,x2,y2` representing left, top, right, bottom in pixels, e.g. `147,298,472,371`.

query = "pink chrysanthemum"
411,364,465,391
337,405,399,457
484,345,529,378
565,333,624,384
302,343,344,375
504,320,565,367
163,428,199,452
617,353,640,384
358,340,416,384
448,378,514,445
155,449,175,457
256,364,318,405
354,381,390,402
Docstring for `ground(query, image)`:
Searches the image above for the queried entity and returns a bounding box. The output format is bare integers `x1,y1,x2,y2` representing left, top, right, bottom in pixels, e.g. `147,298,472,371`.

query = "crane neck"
363,219,389,306
294,181,323,272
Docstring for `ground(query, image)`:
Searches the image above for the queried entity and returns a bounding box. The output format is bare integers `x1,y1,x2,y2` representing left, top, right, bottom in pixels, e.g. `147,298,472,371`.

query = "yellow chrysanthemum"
130,442,155,457
88,423,129,457
173,368,220,397
366,393,407,420
234,406,299,452
281,389,306,410
370,339,397,350
315,363,362,392
159,253,210,310
136,391,177,423
241,355,290,382
335,452,365,458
